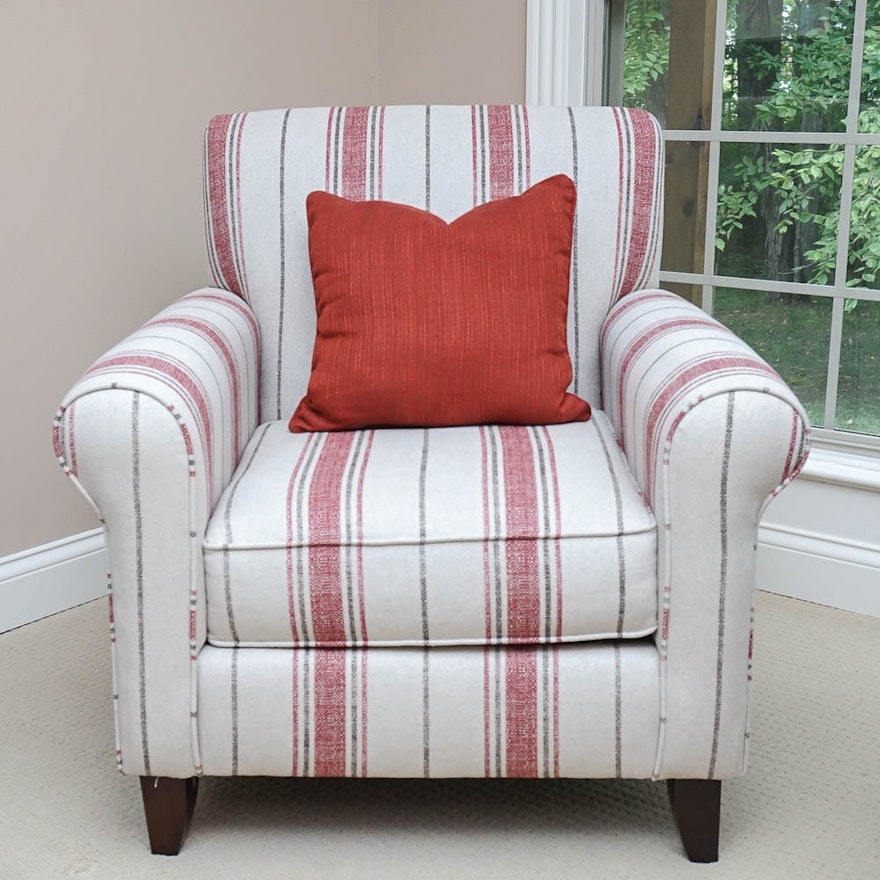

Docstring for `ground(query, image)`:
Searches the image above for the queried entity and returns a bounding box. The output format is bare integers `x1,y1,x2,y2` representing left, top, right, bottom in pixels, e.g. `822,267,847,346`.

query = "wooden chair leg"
667,779,721,863
139,776,199,855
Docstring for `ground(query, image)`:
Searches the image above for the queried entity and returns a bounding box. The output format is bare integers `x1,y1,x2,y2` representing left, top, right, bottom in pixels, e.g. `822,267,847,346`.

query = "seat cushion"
203,410,657,647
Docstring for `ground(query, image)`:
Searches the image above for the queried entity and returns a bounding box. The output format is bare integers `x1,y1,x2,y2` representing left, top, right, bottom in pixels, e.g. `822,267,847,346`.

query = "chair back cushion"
204,106,663,422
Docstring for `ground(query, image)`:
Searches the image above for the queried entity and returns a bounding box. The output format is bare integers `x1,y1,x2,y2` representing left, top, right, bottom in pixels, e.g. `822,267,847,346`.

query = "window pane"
622,0,672,122
713,287,830,426
846,144,880,288
837,299,880,433
723,0,853,132
716,142,843,284
858,2,880,131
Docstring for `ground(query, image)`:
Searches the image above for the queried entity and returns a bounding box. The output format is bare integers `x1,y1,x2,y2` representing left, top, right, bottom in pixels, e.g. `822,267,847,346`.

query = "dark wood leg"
667,779,721,863
139,776,199,855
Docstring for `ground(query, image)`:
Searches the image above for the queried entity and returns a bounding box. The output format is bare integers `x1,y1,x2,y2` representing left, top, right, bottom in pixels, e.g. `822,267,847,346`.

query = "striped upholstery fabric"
51,107,812,787
53,289,260,776
601,290,810,778
196,642,660,779
205,105,663,420
202,413,657,648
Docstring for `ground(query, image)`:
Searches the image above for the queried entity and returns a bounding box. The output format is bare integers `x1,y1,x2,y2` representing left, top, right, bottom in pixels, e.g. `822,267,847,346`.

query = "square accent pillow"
289,173,590,432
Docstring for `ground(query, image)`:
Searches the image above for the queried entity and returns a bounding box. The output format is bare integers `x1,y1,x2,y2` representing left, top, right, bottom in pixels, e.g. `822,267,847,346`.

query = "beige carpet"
1,591,878,879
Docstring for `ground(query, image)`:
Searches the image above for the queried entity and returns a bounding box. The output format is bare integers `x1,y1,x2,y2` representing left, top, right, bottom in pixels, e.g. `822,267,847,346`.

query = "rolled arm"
601,289,810,780
52,287,260,776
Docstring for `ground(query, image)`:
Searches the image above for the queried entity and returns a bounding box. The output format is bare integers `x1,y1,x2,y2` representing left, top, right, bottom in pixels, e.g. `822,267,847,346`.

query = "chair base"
138,775,720,860
139,776,199,855
667,778,722,863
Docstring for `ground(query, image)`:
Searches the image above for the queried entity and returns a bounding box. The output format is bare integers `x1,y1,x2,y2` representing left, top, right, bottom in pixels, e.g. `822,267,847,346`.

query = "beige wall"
0,1,526,557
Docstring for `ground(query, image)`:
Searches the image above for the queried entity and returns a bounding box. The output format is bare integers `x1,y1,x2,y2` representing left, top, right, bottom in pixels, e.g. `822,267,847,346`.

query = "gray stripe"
223,423,271,643
488,427,504,639
514,106,524,193
419,429,431,777
369,106,378,201
593,418,628,636
425,105,431,211
331,107,343,195
422,647,431,778
131,393,150,775
418,429,430,641
494,646,502,776
567,107,581,394
295,434,324,644
617,111,636,297
529,426,555,640
302,647,312,776
478,106,487,204
231,646,240,775
350,650,359,775
276,108,292,420
709,392,736,779
614,644,623,778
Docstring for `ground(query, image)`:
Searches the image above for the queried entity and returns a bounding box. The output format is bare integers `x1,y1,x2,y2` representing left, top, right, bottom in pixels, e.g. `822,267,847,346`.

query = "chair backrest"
204,105,663,422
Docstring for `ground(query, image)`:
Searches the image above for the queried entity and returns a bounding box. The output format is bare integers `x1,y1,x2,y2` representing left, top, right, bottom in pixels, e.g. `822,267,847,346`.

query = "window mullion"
702,0,727,314
824,0,868,431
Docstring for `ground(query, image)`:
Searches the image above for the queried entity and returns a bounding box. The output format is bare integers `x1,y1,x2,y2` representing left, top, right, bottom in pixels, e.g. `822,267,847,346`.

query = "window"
609,0,880,442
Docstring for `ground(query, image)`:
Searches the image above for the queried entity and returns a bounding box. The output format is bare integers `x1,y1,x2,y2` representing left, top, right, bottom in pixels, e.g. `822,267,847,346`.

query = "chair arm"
600,289,810,780
52,288,260,776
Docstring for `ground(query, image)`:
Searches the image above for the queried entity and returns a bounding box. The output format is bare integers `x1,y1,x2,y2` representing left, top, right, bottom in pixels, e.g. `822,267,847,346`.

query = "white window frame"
527,0,880,617
527,0,880,456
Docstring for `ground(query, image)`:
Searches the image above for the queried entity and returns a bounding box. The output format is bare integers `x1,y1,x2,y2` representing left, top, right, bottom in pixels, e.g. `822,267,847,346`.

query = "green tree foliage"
714,0,880,297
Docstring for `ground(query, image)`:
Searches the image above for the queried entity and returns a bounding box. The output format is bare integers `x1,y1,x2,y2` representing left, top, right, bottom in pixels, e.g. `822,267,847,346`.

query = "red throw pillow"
289,174,590,432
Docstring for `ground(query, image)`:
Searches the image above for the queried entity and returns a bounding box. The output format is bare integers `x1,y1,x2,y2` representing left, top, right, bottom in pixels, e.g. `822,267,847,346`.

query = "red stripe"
499,427,540,640
618,110,658,297
308,433,356,643
616,316,719,441
600,290,672,355
86,354,212,486
189,292,260,360
611,107,627,298
68,401,78,477
487,105,515,200
206,115,242,296
313,651,347,776
505,649,538,777
148,316,242,456
341,107,371,201
783,411,799,480
499,426,540,778
471,106,480,207
645,356,779,495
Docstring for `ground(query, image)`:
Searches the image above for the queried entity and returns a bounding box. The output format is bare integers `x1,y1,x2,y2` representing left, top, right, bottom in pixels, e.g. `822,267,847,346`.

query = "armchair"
53,105,809,861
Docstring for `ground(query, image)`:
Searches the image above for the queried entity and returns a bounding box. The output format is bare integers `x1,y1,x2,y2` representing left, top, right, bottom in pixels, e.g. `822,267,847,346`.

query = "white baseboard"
757,524,880,617
0,529,106,634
